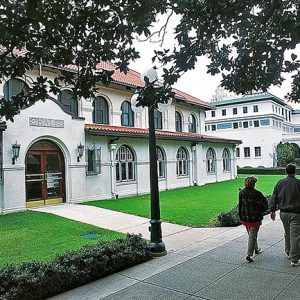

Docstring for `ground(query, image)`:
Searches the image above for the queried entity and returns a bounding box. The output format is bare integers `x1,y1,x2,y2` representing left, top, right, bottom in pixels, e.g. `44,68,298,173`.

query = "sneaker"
290,260,300,267
246,256,253,263
255,248,261,254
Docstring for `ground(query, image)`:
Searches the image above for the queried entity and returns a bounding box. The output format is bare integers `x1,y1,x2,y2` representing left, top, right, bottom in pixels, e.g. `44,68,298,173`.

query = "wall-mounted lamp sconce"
12,141,21,165
77,142,84,162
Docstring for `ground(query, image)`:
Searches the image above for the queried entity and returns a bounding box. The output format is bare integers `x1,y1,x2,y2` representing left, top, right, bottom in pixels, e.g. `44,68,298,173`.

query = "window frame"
206,148,216,174
244,147,251,158
58,89,78,116
189,114,197,133
254,146,261,157
243,106,248,114
121,101,134,127
93,96,109,124
175,111,182,132
176,147,189,176
222,148,231,172
3,78,29,101
86,145,101,175
115,145,135,183
157,146,166,178
154,109,162,129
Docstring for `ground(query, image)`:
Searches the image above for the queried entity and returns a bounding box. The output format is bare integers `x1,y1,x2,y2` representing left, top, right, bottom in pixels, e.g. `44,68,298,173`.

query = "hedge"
0,234,151,300
238,167,300,175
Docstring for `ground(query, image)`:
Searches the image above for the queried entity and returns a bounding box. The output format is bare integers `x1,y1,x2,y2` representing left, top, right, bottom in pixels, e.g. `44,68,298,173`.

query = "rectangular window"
233,122,238,129
254,120,259,127
243,121,248,128
236,148,240,158
255,147,261,157
253,105,258,112
249,121,253,127
239,122,242,127
211,124,216,131
211,111,216,117
243,107,248,113
86,146,101,175
222,109,226,116
233,108,237,115
244,147,250,158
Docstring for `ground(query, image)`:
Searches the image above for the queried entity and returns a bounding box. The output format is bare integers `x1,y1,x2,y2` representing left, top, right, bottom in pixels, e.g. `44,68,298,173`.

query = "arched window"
121,101,134,127
58,90,78,116
222,148,231,171
176,147,189,176
157,146,165,178
206,148,216,173
93,96,109,124
3,79,28,101
189,114,197,133
115,145,135,182
175,111,182,132
154,109,162,129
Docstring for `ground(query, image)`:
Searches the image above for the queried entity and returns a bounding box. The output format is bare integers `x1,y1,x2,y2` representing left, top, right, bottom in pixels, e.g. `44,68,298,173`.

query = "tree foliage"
0,0,299,120
276,142,295,167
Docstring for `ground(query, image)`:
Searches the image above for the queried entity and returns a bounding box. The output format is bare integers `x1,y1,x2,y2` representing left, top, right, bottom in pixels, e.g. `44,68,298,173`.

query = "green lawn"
0,211,124,268
85,174,285,227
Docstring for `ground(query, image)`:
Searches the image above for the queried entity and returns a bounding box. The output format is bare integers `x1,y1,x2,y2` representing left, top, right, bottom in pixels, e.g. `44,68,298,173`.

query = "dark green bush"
238,167,300,175
0,234,151,300
217,206,241,227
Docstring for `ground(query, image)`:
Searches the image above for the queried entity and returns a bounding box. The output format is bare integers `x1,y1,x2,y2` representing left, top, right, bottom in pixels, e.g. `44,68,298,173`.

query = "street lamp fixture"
77,142,84,162
131,68,172,256
12,141,21,165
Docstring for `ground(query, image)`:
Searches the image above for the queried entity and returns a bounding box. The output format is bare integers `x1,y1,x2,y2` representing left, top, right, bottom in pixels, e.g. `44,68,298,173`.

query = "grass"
0,211,124,268
85,174,286,227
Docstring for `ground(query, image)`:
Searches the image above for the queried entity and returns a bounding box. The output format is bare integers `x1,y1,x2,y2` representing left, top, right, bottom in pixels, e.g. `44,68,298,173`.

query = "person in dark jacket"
269,164,300,267
239,176,268,263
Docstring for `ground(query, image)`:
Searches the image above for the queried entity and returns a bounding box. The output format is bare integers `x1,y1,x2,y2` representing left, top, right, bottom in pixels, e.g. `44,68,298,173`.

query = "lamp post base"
148,241,167,257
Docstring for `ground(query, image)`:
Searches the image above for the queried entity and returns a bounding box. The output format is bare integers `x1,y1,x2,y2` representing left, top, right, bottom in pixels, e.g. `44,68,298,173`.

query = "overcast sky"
129,15,300,109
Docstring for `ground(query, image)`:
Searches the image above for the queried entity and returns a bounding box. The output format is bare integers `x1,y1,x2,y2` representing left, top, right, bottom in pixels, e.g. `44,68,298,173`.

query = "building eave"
85,124,241,145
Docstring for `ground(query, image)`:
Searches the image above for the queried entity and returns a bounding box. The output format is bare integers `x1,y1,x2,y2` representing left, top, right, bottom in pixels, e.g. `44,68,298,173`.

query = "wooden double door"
25,141,65,207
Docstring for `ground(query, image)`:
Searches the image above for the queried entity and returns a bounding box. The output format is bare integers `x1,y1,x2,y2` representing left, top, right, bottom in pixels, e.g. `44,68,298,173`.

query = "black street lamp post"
131,68,169,256
147,105,166,255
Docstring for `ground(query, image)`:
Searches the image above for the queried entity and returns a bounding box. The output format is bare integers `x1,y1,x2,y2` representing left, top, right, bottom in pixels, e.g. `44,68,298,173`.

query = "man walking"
270,164,300,267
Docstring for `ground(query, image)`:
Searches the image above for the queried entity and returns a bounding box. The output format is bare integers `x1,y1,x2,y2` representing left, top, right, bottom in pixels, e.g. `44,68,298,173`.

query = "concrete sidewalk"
33,204,300,300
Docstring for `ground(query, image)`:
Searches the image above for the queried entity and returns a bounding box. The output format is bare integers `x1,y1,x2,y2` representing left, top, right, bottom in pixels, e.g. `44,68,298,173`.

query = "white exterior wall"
205,97,293,167
0,69,237,213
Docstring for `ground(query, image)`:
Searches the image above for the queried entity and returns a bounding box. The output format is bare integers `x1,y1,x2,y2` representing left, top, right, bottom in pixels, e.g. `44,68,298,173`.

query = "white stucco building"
0,63,240,213
205,92,298,167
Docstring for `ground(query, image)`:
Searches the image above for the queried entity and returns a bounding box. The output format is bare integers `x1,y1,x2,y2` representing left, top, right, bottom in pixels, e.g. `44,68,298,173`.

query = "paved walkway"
33,204,300,300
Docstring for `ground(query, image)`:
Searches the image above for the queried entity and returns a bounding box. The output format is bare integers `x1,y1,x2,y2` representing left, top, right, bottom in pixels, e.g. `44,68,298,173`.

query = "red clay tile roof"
3,47,214,109
85,124,241,144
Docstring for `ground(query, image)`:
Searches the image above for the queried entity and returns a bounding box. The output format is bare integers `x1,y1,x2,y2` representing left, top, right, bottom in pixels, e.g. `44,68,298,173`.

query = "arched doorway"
25,140,65,207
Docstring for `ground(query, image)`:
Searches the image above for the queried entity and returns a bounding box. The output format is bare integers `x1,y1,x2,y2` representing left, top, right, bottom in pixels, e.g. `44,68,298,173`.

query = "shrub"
0,234,151,300
238,167,300,175
216,206,241,227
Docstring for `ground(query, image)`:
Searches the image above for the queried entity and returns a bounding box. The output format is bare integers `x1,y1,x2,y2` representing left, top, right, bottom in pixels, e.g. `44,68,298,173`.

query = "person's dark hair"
244,176,257,189
286,164,296,175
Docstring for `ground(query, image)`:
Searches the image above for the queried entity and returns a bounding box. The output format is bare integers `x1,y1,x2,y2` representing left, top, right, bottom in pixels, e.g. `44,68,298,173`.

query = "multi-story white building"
0,60,240,213
205,92,295,167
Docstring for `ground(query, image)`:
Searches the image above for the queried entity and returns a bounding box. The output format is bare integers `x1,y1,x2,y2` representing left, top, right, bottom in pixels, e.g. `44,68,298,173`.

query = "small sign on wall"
29,117,64,128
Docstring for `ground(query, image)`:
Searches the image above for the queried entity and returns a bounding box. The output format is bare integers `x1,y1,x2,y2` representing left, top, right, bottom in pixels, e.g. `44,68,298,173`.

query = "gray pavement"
32,204,300,300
